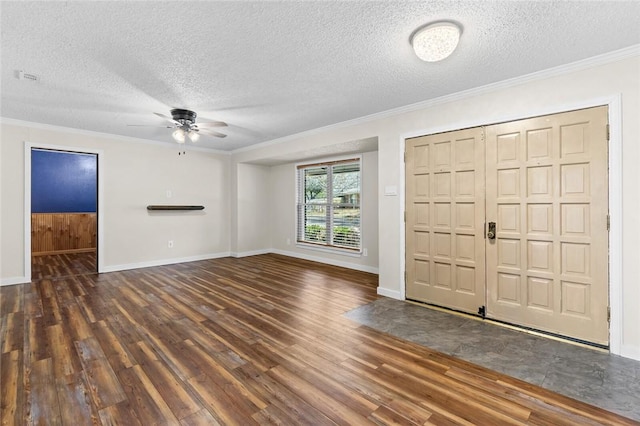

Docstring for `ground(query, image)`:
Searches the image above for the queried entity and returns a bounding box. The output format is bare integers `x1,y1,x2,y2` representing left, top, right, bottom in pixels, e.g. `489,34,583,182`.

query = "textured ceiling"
1,1,639,152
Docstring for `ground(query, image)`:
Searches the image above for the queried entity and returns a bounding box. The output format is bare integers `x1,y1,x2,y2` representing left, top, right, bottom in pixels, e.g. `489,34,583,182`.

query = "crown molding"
233,44,640,156
2,44,637,158
0,117,231,156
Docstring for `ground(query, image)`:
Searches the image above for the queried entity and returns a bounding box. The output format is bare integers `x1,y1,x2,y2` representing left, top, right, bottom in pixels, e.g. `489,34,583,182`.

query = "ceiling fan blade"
194,121,228,128
153,112,181,126
199,128,227,138
127,124,174,128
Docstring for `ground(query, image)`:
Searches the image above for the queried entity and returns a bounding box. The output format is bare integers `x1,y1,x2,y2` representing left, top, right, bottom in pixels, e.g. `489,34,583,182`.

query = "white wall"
268,151,379,273
1,50,638,360
0,122,231,282
234,163,272,255
231,53,640,360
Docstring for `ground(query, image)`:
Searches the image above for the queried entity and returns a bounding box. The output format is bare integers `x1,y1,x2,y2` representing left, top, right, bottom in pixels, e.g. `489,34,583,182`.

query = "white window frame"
296,156,362,253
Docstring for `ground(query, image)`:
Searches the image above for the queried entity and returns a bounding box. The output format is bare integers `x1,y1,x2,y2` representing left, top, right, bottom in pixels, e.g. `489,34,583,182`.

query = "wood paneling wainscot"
31,213,96,255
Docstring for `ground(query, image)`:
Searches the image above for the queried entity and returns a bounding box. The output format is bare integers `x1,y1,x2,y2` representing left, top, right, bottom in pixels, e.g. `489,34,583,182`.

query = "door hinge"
404,211,406,223
404,271,407,284
606,124,610,141
607,214,610,231
607,306,611,323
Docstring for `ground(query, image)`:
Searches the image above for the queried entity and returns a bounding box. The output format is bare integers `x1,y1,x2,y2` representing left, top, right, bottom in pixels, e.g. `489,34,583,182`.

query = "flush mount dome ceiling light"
411,21,461,62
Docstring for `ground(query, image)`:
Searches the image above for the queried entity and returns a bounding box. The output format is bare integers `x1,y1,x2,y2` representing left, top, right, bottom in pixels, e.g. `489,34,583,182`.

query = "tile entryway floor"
344,298,640,421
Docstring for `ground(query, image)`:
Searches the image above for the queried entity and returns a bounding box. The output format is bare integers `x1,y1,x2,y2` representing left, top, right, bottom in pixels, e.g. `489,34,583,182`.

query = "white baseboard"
3,249,377,283
100,252,231,273
376,287,404,300
0,276,30,286
271,249,379,274
620,344,640,362
230,249,272,258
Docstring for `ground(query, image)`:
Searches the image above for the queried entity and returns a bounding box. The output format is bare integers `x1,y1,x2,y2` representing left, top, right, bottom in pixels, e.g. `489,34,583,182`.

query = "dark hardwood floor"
31,251,97,280
1,254,636,425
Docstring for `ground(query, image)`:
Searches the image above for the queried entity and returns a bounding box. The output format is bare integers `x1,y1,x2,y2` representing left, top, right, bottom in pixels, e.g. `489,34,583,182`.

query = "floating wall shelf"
146,205,205,211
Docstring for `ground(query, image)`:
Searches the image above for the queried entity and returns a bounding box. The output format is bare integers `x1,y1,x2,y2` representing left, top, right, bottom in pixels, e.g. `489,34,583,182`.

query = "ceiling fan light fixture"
134,109,227,142
172,128,186,143
411,21,461,62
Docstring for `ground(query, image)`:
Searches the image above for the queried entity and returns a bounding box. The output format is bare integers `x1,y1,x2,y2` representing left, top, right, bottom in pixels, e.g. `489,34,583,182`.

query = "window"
297,158,361,251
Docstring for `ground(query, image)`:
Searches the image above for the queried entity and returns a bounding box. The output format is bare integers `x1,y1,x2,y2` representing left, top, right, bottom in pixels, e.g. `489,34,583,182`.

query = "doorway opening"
25,144,103,281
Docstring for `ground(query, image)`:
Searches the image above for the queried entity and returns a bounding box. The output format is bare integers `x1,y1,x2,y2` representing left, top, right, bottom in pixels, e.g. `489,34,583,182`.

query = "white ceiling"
1,1,639,152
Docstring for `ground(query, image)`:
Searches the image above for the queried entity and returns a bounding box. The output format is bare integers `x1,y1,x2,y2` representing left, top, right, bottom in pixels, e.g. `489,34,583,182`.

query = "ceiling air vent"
16,70,39,82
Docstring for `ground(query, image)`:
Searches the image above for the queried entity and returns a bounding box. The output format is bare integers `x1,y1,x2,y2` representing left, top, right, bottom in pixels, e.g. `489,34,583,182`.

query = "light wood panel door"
485,106,609,345
405,106,609,345
405,128,486,313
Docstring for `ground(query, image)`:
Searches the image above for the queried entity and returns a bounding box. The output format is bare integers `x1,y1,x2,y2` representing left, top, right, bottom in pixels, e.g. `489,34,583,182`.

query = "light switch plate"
384,185,397,196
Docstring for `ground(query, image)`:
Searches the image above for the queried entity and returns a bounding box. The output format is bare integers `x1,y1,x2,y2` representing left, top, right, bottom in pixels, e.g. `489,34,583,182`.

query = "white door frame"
24,142,105,280
399,94,623,355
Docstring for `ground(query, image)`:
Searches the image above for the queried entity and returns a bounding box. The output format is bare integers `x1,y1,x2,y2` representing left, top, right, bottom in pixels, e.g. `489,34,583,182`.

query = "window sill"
296,242,362,258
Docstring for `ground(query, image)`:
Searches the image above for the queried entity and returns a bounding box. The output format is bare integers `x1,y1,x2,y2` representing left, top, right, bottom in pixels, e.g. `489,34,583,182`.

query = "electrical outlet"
166,190,172,198
286,238,291,245
363,248,368,256
168,240,174,248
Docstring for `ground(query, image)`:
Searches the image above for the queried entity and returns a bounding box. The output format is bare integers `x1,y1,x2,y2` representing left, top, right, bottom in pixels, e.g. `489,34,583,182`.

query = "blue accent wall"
31,150,97,213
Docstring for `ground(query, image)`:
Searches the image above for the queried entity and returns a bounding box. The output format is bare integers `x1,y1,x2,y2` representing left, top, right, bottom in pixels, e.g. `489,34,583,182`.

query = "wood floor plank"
187,373,261,425
378,362,527,425
116,364,180,425
496,379,639,426
56,372,100,426
63,303,94,341
258,340,380,418
133,327,204,382
127,340,203,420
357,339,533,421
267,364,376,426
183,339,268,411
26,357,63,425
91,320,136,372
339,357,478,425
286,343,434,425
179,408,223,426
23,284,44,318
234,363,337,426
1,311,24,354
197,319,280,372
369,404,423,426
252,403,302,425
31,252,97,281
97,400,143,426
1,350,23,425
47,323,82,383
40,290,63,327
0,284,23,315
1,253,637,425
80,357,127,410
24,316,52,364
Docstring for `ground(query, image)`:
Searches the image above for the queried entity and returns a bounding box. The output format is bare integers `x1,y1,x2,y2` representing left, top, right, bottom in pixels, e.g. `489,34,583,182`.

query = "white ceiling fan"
129,109,227,143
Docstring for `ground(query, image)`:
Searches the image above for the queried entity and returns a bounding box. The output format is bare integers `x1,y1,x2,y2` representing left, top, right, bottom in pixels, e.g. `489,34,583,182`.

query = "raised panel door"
405,128,485,313
485,106,609,345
